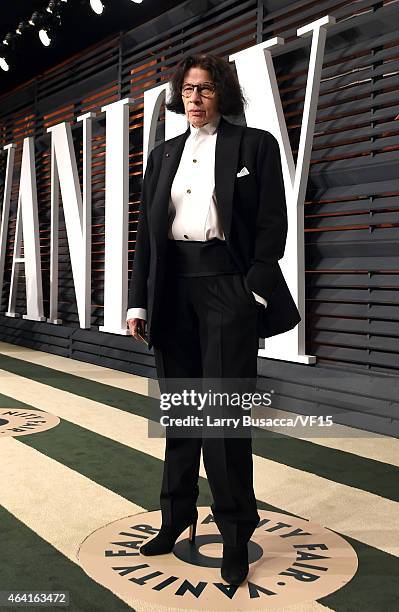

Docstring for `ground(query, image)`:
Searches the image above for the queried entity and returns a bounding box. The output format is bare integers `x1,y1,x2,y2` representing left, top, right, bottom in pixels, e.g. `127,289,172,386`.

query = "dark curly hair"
165,53,246,117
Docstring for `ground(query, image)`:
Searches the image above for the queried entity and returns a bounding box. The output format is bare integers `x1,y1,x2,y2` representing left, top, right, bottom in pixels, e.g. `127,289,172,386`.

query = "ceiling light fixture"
16,21,30,35
0,46,10,71
2,32,18,48
39,27,52,47
0,1,69,72
29,11,44,27
89,0,104,15
46,0,68,15
0,57,9,71
38,13,61,47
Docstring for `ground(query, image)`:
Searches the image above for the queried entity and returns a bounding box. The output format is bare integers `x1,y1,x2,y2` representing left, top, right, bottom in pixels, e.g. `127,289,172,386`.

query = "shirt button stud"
184,234,189,239
187,188,191,194
193,159,197,163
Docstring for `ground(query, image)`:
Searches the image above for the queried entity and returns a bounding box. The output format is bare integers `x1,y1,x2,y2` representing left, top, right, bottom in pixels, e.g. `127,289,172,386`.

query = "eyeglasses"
181,83,216,98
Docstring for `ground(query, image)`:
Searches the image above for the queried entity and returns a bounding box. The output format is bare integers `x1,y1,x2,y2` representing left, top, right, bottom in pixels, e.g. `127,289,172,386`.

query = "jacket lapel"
215,117,243,240
150,127,190,242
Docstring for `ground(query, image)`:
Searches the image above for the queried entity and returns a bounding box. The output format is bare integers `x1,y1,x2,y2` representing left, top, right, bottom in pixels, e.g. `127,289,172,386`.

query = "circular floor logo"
0,408,60,437
78,507,358,609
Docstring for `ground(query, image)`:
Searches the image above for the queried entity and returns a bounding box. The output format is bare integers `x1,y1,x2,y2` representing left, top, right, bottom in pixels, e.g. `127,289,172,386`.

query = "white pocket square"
236,166,250,178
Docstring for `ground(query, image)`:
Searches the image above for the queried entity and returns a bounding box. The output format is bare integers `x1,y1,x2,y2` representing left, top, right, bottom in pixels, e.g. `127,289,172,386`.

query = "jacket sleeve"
245,131,288,301
127,149,154,311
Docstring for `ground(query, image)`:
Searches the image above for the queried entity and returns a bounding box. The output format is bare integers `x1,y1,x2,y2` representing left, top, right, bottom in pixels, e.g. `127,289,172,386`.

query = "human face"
181,67,219,128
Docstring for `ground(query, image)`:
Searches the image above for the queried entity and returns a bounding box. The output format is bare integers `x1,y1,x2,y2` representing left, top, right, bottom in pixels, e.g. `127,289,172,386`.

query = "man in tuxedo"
126,53,300,585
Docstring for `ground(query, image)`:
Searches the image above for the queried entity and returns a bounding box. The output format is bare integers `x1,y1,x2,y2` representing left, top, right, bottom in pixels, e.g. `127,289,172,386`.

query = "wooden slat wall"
0,0,399,389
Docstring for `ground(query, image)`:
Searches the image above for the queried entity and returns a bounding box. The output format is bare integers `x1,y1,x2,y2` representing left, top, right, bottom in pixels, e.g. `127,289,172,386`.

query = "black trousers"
153,241,261,546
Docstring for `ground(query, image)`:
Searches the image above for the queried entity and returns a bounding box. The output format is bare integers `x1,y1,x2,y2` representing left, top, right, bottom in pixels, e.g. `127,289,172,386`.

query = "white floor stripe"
0,341,149,395
1,341,398,468
0,367,398,558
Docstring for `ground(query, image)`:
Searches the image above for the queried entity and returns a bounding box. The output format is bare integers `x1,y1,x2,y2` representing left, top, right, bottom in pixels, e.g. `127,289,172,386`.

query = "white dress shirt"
126,114,266,322
168,115,224,241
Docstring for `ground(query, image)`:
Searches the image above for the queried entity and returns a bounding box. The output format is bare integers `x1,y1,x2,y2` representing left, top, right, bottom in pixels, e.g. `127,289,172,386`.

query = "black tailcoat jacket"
128,116,301,350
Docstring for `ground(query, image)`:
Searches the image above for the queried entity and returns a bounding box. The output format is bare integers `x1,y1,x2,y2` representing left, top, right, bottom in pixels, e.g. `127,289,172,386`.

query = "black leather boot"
221,542,249,585
140,517,197,556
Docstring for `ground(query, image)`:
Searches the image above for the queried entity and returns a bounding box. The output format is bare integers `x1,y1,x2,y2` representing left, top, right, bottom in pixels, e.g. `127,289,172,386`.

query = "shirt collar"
189,113,221,136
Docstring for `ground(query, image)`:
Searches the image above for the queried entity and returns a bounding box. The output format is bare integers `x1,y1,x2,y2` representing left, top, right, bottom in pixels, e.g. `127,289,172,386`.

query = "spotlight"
89,0,104,14
47,0,57,11
0,45,10,71
46,0,68,15
29,11,44,27
131,0,143,3
39,26,53,47
2,32,17,48
16,21,30,35
0,57,9,71
39,13,61,47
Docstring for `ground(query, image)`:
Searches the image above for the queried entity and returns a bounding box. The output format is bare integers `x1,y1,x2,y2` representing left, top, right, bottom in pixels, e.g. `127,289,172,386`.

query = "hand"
127,317,147,343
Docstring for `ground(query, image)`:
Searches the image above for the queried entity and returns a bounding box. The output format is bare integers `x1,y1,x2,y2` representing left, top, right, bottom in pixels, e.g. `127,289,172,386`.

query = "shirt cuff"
126,307,147,321
252,291,267,307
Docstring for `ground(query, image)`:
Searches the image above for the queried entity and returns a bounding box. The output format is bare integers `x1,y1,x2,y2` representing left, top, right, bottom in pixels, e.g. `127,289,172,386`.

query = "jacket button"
166,152,170,157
